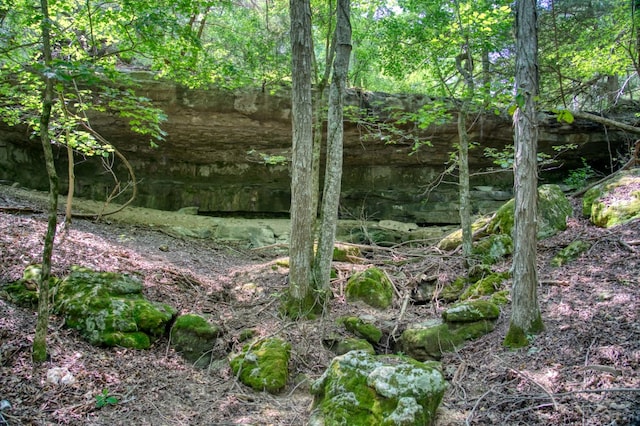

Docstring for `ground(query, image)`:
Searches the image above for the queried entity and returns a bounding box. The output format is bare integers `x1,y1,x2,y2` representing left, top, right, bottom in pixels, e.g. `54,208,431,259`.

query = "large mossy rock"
345,267,394,310
309,351,446,426
582,169,640,228
438,184,572,252
54,267,176,349
459,271,510,300
170,313,223,367
401,300,499,361
229,337,291,394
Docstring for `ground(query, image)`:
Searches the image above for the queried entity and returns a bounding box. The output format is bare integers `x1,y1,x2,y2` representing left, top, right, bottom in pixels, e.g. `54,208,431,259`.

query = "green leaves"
95,389,118,409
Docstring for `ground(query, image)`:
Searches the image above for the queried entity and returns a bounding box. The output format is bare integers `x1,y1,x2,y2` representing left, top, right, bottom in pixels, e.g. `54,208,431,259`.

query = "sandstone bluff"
0,72,631,224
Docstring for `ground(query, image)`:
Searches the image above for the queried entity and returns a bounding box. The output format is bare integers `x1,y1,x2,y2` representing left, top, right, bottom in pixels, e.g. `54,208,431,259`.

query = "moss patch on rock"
53,267,176,349
460,271,510,300
345,267,394,310
170,313,223,367
400,319,496,361
229,337,291,394
438,277,467,302
472,234,514,264
332,243,362,263
338,316,383,344
551,240,592,267
333,338,376,355
310,351,446,426
583,169,640,228
1,264,59,308
442,300,500,323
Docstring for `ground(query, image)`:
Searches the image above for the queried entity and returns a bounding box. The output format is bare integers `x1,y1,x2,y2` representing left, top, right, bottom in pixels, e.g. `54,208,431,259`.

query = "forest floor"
0,184,639,426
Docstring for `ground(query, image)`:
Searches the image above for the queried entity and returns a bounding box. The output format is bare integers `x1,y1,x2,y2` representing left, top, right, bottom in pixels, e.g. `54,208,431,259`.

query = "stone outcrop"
582,168,640,227
0,72,631,223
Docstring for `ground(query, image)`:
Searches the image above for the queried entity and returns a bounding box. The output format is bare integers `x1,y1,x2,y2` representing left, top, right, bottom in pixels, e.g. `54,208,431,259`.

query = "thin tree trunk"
504,0,543,348
33,0,59,363
458,110,472,261
285,0,318,318
313,0,351,298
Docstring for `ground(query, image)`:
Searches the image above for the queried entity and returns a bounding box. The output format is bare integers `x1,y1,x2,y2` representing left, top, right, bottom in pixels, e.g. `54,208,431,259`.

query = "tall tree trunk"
284,0,319,318
313,0,351,298
504,0,543,348
33,0,59,363
457,109,472,262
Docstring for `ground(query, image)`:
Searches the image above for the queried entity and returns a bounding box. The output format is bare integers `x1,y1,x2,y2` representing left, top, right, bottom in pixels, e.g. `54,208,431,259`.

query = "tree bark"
313,0,351,297
33,0,59,363
284,0,318,318
504,0,544,348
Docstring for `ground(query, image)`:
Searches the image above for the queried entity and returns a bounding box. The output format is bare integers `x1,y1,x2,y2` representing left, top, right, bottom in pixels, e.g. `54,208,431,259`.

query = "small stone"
159,245,169,252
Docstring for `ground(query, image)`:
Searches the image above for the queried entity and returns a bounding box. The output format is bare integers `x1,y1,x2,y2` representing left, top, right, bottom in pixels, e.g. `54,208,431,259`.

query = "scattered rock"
331,337,376,355
401,318,497,361
459,271,510,300
338,316,383,344
345,267,394,310
309,351,446,426
551,240,592,266
229,337,291,394
442,300,501,323
170,313,223,368
582,168,640,228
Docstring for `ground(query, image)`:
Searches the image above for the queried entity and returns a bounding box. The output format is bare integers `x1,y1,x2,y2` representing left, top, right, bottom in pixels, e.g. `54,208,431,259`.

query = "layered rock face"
0,72,630,223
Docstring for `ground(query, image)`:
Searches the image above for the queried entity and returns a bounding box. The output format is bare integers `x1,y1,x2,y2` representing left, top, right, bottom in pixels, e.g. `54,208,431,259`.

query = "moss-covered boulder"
488,184,572,239
437,185,571,254
53,267,176,349
400,318,496,361
1,264,57,308
345,267,394,310
551,240,592,267
309,351,446,426
472,234,514,264
436,216,492,251
229,337,291,394
582,169,640,228
442,300,500,322
338,316,383,344
459,271,510,300
170,313,223,367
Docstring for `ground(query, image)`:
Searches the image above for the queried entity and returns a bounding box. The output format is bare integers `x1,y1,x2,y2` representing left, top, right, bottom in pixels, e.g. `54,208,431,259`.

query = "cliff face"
0,72,631,224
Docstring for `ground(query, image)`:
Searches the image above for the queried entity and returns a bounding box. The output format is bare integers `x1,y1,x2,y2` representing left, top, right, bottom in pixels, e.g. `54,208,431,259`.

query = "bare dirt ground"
0,185,639,426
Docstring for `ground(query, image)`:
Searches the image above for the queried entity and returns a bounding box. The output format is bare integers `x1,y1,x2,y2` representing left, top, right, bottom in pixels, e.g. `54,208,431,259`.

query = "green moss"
460,271,510,300
503,324,528,348
102,331,151,349
279,287,324,319
311,351,446,426
238,328,257,342
442,300,500,323
439,277,467,302
339,316,383,344
489,290,510,306
401,320,496,361
472,234,513,264
551,240,592,267
332,243,362,263
436,216,492,251
53,268,176,349
171,314,222,367
334,338,376,355
345,267,394,310
503,314,544,349
583,170,640,227
229,337,291,394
